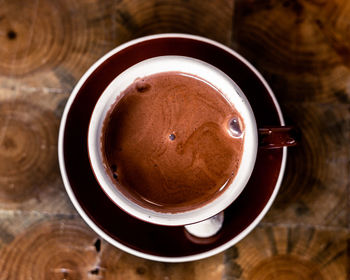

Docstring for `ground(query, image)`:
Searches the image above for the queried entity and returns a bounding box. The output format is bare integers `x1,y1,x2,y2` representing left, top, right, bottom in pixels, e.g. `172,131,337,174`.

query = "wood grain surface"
0,0,349,279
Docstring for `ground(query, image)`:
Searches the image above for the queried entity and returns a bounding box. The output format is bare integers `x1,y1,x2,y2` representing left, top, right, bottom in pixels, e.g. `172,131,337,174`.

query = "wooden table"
0,0,348,278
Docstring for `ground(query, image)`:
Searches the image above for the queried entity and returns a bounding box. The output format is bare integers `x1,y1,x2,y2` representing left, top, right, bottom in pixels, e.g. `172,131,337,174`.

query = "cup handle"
258,126,298,149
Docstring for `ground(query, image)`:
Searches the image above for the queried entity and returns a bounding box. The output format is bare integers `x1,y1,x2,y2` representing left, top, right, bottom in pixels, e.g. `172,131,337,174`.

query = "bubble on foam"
228,116,243,138
111,164,119,181
113,172,119,181
135,79,151,93
169,133,176,141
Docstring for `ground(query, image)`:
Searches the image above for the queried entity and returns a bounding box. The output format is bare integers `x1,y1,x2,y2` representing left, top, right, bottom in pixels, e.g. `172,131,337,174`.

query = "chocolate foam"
101,72,244,213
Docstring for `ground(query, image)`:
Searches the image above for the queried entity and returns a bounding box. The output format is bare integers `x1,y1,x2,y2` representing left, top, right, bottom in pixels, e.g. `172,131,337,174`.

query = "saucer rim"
58,33,287,263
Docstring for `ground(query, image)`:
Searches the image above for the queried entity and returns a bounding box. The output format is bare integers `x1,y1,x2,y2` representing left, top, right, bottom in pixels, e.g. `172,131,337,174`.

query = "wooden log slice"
223,226,347,280
232,0,350,103
113,0,234,45
0,0,117,90
264,103,348,227
0,218,101,280
247,255,324,280
0,0,75,77
0,100,59,204
99,245,224,280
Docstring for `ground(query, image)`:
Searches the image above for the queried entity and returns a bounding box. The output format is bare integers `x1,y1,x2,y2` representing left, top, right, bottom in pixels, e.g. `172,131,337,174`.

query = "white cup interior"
88,55,258,226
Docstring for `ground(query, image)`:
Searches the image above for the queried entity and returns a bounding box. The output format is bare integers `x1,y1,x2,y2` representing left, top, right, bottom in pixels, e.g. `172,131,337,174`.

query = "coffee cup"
87,55,296,228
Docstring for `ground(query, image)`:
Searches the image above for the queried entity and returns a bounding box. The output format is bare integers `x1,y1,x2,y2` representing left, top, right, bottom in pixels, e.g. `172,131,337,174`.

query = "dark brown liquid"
101,72,244,213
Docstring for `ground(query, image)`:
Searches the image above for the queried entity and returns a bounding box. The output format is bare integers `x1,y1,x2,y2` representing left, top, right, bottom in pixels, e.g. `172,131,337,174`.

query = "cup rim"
87,55,258,226
58,33,287,262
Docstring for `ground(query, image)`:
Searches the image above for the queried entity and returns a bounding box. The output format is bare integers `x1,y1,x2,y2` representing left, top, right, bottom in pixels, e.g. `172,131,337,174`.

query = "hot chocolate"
101,71,244,213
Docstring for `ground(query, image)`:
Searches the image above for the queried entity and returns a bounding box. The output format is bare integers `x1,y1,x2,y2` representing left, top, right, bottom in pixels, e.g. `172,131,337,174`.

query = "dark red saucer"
59,34,286,262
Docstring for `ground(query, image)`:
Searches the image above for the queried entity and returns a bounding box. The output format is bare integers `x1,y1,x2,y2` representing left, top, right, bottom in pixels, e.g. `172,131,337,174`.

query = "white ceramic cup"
88,55,258,226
